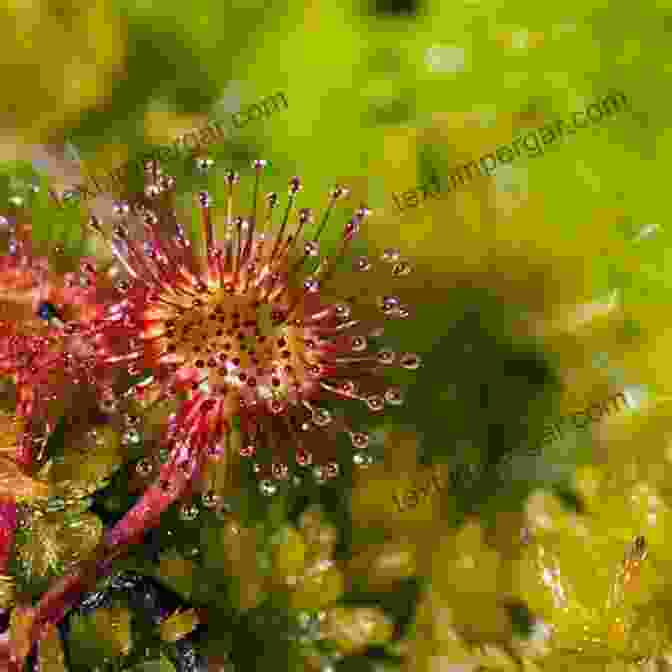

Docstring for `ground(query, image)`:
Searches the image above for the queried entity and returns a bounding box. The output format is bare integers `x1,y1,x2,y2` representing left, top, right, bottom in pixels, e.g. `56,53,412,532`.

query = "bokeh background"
0,0,671,671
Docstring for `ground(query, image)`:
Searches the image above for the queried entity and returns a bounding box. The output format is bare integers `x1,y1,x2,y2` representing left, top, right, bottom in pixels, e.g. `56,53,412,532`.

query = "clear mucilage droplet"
400,352,422,370
179,504,199,521
304,241,320,257
353,451,371,466
379,296,401,314
304,278,320,293
259,480,278,496
351,336,367,352
197,158,215,173
135,458,153,476
335,304,351,321
312,408,332,427
376,348,395,365
350,432,370,449
384,387,404,406
366,395,385,412
353,256,371,272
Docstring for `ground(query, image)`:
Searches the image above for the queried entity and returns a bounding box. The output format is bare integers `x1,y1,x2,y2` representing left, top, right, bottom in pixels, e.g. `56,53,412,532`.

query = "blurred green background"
1,0,671,669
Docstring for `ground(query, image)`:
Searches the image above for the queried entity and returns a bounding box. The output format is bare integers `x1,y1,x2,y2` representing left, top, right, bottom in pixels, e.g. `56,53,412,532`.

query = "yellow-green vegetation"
0,0,671,668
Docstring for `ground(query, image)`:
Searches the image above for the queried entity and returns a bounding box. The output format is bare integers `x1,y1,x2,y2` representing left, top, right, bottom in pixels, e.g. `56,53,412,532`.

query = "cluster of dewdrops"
3,161,423,512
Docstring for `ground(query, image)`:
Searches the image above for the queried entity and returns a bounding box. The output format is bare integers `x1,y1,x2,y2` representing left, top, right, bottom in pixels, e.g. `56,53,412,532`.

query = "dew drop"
289,176,302,194
312,408,332,427
135,458,153,476
260,480,278,496
304,277,320,293
384,387,404,406
331,185,350,200
201,490,221,508
350,432,370,449
335,304,351,321
366,395,385,412
122,429,141,447
112,202,131,217
353,451,373,467
99,395,119,413
179,504,199,521
353,256,371,272
376,348,395,365
379,296,400,314
304,241,320,257
197,158,215,173
351,336,367,352
198,191,213,208
400,352,422,370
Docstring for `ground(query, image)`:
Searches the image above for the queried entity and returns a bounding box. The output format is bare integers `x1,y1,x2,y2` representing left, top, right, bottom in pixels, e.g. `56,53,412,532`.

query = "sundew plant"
0,0,671,671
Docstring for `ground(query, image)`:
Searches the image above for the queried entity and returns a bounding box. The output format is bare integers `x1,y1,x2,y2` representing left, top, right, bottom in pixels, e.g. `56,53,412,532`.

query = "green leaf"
503,599,536,639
